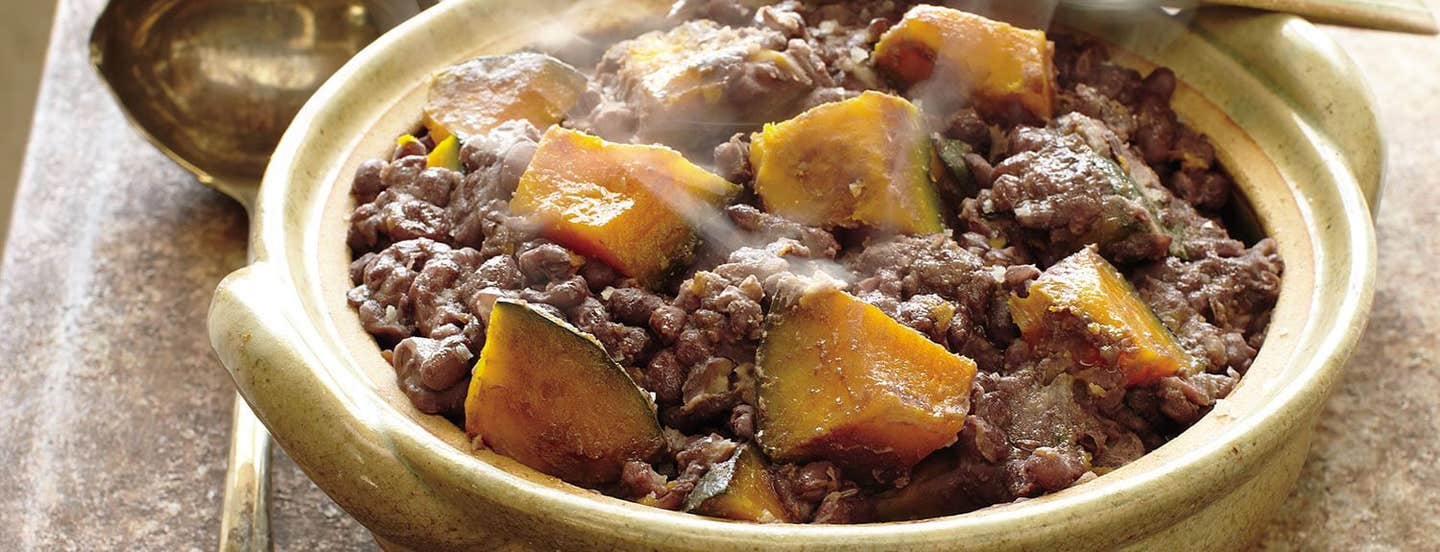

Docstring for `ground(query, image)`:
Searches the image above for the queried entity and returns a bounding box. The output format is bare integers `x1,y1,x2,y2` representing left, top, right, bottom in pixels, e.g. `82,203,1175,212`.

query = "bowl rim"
218,1,1379,548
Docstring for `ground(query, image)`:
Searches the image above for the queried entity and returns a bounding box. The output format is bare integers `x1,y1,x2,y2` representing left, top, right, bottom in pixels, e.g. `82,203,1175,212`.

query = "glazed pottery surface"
208,2,1379,550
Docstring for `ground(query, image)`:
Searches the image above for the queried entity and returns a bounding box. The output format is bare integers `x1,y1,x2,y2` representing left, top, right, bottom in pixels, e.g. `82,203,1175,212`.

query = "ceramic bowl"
208,2,1379,549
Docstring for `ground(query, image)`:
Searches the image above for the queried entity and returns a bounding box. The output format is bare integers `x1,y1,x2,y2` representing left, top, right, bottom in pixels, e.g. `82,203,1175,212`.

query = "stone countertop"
0,0,1434,549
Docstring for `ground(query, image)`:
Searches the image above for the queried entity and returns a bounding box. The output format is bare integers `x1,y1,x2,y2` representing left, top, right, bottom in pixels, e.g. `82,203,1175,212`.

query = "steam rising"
516,0,1195,289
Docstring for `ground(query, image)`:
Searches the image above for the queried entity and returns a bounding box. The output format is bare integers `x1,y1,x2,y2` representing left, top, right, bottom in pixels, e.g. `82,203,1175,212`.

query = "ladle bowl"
89,1,428,549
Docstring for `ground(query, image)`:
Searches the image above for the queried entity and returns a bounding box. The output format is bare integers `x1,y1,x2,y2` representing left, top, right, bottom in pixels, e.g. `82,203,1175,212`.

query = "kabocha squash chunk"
423,53,587,141
464,299,664,486
602,20,823,150
874,5,1055,122
756,279,977,479
1009,247,1196,386
1085,151,1187,260
511,127,741,286
683,445,792,523
749,91,945,234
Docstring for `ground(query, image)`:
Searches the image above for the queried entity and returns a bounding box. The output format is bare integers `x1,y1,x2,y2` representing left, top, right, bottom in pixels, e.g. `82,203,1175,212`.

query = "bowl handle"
208,262,480,547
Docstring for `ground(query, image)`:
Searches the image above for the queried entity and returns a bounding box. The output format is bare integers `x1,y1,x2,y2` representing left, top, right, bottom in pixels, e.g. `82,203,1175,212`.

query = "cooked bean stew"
345,1,1282,524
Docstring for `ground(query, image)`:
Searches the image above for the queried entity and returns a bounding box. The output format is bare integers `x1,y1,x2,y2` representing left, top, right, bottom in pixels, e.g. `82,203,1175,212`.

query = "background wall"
0,0,59,252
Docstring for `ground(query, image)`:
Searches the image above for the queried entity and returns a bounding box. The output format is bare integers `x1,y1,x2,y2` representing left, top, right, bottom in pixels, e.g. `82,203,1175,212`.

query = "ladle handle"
210,178,261,215
1195,0,1437,35
219,398,272,552
216,178,268,552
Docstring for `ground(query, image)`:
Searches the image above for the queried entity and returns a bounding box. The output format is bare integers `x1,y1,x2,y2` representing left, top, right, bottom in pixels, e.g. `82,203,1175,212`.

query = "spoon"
89,1,428,549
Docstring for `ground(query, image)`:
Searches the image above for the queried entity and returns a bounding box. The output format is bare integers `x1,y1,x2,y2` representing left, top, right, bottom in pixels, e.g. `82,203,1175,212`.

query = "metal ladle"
89,1,429,549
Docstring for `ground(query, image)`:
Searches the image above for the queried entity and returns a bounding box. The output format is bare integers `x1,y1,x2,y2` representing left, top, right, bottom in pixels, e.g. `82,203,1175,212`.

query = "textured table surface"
0,0,1435,549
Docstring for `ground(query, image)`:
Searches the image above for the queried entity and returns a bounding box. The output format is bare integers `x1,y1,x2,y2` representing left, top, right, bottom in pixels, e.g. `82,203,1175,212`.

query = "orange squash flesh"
464,299,664,486
1009,247,1196,386
749,91,945,235
756,281,977,479
684,445,793,523
874,5,1055,122
426,135,461,171
511,127,741,286
423,53,588,141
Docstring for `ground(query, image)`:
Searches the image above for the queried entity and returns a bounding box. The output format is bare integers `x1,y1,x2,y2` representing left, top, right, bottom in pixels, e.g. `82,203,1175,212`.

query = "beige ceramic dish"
208,1,1379,550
